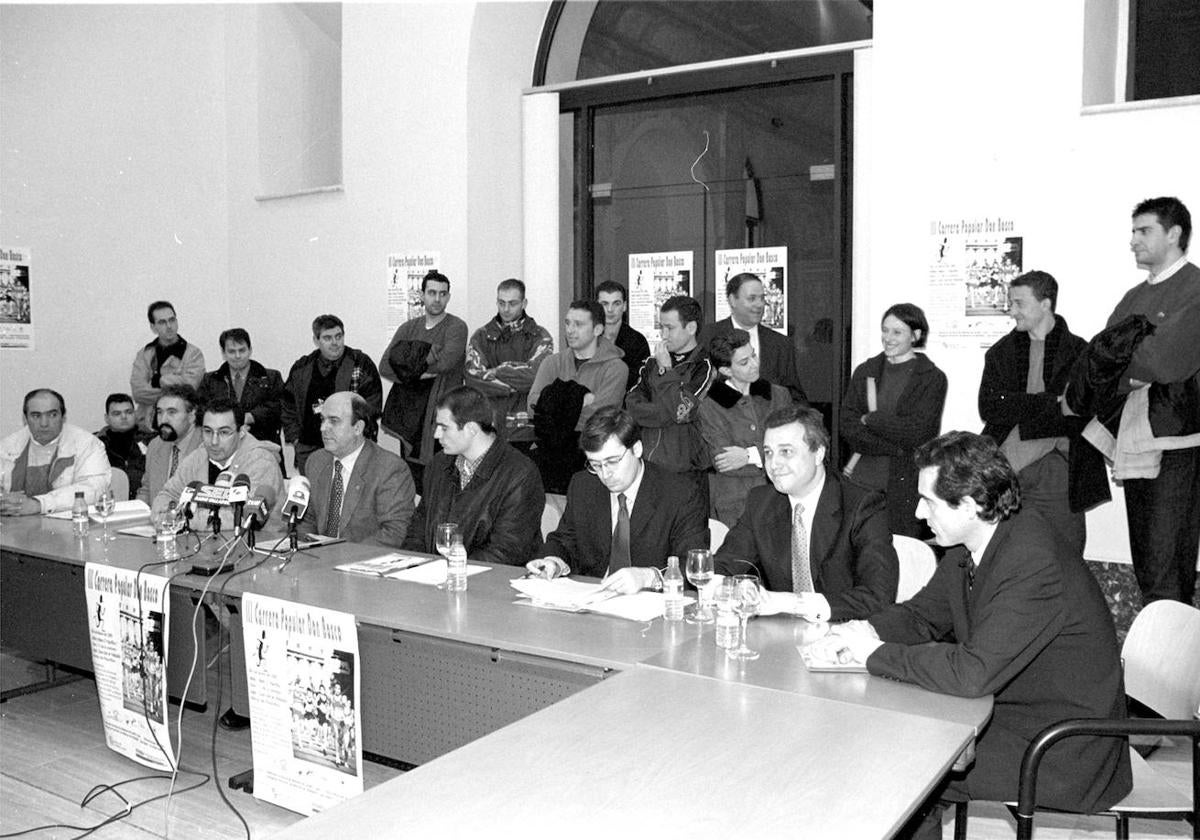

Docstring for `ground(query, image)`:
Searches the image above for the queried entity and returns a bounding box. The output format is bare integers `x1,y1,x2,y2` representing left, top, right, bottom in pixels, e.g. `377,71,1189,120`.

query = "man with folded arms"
300,392,415,547
138,384,203,505
714,404,897,621
1,388,110,515
815,431,1130,839
525,407,708,593
131,300,206,432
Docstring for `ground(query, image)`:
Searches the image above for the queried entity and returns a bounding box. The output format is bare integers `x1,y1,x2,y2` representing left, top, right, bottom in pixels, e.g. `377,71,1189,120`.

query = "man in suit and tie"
526,406,709,593
136,384,202,505
301,391,416,547
198,328,286,461
714,404,897,621
698,272,807,402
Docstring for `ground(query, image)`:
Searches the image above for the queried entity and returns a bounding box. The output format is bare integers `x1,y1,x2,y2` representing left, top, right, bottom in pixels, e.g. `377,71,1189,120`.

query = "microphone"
229,473,250,537
177,481,204,529
281,476,311,550
240,498,270,548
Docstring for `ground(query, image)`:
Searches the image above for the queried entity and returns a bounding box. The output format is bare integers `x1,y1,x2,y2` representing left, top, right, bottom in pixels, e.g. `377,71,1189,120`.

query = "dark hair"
660,295,703,331
23,388,65,416
1008,271,1058,313
497,278,526,297
579,406,640,453
219,327,252,351
568,299,605,328
422,270,451,292
725,272,762,299
437,386,496,434
595,280,628,302
345,392,378,439
147,300,175,324
311,314,344,337
203,396,245,430
157,383,200,416
881,302,931,347
1133,196,1191,251
105,392,135,413
913,431,1020,523
708,329,751,369
764,404,829,453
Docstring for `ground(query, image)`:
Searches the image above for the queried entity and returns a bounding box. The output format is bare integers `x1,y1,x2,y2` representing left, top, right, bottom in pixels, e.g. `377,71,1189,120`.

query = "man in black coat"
526,407,709,591
198,328,286,458
818,431,1131,838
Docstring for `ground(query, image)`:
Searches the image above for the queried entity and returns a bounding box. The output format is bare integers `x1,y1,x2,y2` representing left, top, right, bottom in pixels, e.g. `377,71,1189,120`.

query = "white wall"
0,5,232,430
860,0,1200,561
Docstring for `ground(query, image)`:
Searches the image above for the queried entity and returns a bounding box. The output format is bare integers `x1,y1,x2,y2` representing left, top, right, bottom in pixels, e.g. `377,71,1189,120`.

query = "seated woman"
840,303,947,538
698,330,791,528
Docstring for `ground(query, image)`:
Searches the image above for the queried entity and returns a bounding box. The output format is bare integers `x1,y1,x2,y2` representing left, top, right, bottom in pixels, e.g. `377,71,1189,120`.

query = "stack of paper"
336,554,490,585
510,577,690,622
47,500,151,525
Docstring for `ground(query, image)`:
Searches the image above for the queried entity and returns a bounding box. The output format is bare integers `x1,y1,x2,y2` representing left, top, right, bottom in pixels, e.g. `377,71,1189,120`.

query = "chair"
708,518,729,553
978,600,1200,840
541,499,563,540
892,534,936,602
109,467,130,502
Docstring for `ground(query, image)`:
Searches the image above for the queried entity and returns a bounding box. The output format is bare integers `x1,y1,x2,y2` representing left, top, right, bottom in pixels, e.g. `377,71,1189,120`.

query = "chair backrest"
541,499,563,540
708,518,729,553
1121,599,1200,720
893,534,936,602
109,467,130,502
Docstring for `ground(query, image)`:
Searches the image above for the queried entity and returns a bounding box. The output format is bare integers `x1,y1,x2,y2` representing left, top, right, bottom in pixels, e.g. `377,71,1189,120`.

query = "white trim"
1082,93,1200,116
254,184,344,202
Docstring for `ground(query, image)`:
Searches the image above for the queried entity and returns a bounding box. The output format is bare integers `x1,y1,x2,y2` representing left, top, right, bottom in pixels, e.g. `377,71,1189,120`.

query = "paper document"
335,553,439,577
510,578,692,622
387,557,490,585
47,499,151,524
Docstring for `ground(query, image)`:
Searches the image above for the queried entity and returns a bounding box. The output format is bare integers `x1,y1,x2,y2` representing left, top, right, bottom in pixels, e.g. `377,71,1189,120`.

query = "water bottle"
158,502,179,561
663,555,684,621
714,578,739,649
72,491,90,538
446,539,468,592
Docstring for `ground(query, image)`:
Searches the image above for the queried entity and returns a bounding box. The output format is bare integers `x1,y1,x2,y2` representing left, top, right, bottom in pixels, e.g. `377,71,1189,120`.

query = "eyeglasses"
586,448,630,475
201,428,238,441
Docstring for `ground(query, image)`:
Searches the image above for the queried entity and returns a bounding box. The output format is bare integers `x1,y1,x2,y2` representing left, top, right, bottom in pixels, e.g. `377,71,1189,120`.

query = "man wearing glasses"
131,301,207,433
525,407,709,593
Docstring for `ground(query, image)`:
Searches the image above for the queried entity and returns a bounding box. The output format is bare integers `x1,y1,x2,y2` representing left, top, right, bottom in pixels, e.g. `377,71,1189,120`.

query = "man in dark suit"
715,404,896,621
301,391,415,547
698,272,806,402
198,328,286,469
526,406,709,592
818,431,1131,838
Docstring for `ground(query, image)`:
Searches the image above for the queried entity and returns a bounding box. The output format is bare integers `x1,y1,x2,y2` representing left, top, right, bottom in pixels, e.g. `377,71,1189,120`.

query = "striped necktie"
325,460,344,537
791,502,814,593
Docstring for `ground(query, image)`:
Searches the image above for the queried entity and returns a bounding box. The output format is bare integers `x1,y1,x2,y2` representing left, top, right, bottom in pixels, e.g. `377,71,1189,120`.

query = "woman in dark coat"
840,303,947,537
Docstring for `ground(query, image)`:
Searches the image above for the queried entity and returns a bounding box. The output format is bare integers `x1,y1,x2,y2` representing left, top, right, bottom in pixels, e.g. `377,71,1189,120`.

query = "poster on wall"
927,217,1023,350
0,246,33,349
713,247,788,335
627,251,694,345
84,563,174,771
242,593,363,815
386,251,440,337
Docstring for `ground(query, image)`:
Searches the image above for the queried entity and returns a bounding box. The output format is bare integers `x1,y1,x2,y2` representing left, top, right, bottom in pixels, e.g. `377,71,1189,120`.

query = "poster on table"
927,217,1023,351
385,250,440,337
83,563,174,771
242,593,363,815
0,245,33,349
627,250,694,345
713,247,788,335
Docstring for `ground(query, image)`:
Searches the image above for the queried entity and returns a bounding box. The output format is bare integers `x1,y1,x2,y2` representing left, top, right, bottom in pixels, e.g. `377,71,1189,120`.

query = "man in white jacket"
1,388,111,515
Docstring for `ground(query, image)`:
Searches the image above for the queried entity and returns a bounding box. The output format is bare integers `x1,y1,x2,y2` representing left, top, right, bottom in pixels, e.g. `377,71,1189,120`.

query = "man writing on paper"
299,392,415,547
2,389,111,515
812,431,1131,838
525,407,709,593
714,404,897,621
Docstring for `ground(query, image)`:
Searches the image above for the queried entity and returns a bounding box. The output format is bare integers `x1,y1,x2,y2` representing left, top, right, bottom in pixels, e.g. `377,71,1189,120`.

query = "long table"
2,515,992,837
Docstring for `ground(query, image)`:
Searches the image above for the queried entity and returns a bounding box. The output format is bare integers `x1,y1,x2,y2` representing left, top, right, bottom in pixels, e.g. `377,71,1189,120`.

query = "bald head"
320,392,367,459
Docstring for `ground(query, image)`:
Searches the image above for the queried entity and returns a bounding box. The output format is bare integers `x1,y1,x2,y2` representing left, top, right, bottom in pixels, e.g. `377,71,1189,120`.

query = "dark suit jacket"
541,461,709,578
301,440,416,548
699,317,807,403
714,472,897,620
867,510,1132,811
199,360,286,447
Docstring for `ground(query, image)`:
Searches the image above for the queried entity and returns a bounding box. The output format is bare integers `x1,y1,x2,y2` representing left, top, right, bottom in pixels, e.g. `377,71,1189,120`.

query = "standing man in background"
94,393,148,500
131,300,206,432
199,328,286,458
596,280,650,392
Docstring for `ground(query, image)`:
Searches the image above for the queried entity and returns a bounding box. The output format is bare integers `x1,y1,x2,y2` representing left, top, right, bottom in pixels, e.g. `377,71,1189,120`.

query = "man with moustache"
137,384,202,505
130,300,207,432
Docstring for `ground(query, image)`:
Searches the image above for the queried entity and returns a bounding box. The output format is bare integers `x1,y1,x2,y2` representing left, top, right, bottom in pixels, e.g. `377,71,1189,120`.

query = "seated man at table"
300,391,415,547
816,431,1131,838
525,406,708,592
403,385,544,566
714,404,897,621
153,397,284,533
137,384,202,505
1,388,111,515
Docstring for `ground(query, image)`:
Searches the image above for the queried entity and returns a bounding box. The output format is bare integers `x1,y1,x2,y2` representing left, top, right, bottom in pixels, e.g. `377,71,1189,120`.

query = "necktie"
233,371,246,402
326,460,343,537
168,445,180,478
609,492,631,571
791,502,814,593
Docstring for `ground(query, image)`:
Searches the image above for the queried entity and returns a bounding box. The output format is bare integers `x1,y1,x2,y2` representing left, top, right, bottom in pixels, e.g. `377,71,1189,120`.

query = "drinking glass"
728,574,762,660
435,522,461,558
95,488,116,542
684,549,715,624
